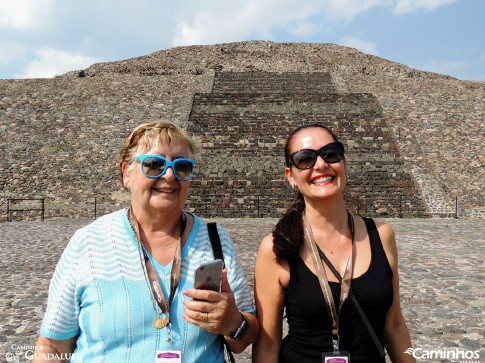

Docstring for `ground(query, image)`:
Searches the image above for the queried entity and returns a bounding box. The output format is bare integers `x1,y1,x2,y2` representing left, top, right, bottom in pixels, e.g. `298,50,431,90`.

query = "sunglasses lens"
174,160,194,180
142,157,166,177
292,150,317,169
318,143,344,164
321,150,343,163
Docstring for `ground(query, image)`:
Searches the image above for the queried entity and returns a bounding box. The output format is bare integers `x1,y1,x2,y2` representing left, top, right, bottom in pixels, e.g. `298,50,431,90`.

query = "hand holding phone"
193,259,224,292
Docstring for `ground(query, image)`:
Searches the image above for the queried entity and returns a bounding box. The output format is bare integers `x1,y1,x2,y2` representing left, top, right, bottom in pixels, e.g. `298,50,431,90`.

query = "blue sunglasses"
130,155,195,181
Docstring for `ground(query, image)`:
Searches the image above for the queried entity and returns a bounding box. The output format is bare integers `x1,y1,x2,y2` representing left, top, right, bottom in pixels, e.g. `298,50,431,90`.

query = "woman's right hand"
183,268,241,336
182,268,260,353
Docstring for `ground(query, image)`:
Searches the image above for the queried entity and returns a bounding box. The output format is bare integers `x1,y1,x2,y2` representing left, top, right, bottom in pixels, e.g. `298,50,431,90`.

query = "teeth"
154,187,176,193
312,176,333,184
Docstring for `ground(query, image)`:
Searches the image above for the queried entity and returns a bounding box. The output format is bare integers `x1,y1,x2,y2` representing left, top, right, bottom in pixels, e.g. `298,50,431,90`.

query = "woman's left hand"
182,268,241,336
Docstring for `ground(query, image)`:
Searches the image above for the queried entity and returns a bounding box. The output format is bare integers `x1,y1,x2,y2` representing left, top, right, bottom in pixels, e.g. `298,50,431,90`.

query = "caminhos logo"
404,347,481,362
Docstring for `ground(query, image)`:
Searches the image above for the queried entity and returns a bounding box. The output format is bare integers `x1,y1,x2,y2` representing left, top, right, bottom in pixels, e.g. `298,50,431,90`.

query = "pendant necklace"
128,207,186,330
323,218,347,254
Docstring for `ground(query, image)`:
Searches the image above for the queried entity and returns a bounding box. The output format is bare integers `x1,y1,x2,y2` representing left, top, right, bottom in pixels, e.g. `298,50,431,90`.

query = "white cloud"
0,0,478,79
393,0,460,14
340,36,379,55
174,12,219,46
0,0,54,29
324,0,391,21
172,0,395,46
18,48,100,79
323,0,459,19
173,0,324,46
172,0,460,47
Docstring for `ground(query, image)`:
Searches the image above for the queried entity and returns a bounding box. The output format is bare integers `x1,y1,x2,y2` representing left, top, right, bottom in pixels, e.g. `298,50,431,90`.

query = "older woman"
253,124,414,363
34,121,258,362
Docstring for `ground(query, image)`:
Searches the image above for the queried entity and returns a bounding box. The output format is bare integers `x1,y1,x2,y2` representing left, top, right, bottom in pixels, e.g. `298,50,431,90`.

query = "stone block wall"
0,76,202,221
377,94,484,218
1,53,481,220
185,72,428,218
212,72,336,93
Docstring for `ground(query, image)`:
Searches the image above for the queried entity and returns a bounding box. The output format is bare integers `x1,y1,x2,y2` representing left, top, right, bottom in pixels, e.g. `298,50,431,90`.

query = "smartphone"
193,259,224,292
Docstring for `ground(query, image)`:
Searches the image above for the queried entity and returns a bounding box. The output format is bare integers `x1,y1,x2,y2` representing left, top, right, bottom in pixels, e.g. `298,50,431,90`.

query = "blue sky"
0,0,483,81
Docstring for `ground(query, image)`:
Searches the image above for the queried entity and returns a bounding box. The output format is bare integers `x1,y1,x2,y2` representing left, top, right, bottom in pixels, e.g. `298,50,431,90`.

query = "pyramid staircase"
185,72,429,218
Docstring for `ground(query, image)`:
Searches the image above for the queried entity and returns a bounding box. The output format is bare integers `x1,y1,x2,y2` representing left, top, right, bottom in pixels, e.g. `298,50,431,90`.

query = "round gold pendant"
154,317,166,329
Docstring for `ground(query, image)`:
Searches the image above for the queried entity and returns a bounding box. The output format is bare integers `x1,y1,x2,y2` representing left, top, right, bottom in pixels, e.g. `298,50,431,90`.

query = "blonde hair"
119,121,197,178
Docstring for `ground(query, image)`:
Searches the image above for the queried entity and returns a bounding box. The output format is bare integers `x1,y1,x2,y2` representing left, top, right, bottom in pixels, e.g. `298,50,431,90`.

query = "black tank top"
280,217,393,363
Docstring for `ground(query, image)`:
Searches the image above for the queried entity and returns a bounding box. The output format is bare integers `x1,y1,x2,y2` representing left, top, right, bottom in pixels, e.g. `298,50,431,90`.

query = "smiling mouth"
311,175,334,184
153,187,177,193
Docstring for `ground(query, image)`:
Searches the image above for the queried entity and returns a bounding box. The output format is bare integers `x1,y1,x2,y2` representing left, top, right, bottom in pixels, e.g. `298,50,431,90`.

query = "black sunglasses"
289,142,345,170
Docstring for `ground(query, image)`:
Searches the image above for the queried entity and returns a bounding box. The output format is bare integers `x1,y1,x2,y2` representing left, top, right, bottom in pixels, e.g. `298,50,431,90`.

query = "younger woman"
253,124,414,363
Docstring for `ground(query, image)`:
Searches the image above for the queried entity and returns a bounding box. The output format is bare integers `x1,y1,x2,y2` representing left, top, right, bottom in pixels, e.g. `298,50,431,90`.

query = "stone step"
213,71,336,93
184,71,429,218
186,78,428,218
191,92,381,115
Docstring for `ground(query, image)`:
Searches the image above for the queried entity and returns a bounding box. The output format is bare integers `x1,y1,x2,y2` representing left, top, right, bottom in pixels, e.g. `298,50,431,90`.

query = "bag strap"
207,222,235,363
207,222,225,265
316,237,386,358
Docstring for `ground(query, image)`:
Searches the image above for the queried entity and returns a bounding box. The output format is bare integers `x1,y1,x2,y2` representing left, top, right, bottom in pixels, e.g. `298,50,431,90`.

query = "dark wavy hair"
273,124,341,261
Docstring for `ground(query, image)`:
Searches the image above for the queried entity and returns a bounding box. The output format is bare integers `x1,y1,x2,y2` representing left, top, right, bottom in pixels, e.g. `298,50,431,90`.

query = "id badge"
322,351,351,363
155,350,182,363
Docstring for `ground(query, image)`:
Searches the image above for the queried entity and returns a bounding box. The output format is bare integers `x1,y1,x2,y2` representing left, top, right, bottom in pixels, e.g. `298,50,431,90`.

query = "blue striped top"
40,209,255,362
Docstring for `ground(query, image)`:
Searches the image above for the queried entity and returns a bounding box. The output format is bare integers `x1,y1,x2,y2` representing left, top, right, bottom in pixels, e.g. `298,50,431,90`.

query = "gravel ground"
1,217,483,362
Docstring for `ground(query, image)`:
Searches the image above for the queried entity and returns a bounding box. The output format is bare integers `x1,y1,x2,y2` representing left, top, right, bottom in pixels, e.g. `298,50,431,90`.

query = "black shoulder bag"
207,222,236,363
